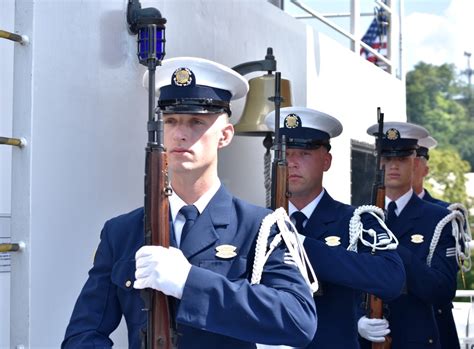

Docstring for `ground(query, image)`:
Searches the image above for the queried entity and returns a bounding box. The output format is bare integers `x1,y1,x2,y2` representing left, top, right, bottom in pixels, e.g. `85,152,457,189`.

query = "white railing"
283,0,401,78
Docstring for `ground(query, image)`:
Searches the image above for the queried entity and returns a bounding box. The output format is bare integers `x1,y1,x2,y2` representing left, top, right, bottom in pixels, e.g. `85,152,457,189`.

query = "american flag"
360,7,388,68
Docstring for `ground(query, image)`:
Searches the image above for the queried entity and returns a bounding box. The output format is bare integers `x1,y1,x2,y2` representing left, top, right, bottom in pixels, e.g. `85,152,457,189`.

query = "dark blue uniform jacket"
383,193,457,349
423,189,460,349
301,191,405,349
62,186,317,349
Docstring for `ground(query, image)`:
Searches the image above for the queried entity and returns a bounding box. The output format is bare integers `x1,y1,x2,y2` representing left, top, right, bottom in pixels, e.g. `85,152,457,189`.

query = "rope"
251,208,319,294
347,205,398,253
426,210,465,267
447,203,472,272
263,150,272,208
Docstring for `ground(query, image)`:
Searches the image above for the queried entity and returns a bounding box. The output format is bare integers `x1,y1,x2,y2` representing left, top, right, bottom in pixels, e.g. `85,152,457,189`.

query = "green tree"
406,62,474,290
406,62,474,168
425,148,471,207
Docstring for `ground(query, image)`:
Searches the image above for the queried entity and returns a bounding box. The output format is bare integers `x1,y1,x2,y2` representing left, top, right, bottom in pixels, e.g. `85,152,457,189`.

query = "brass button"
437,308,442,314
428,338,433,344
125,280,132,288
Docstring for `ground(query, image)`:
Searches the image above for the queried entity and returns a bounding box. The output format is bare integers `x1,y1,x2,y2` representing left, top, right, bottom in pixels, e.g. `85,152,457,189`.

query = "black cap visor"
158,99,231,116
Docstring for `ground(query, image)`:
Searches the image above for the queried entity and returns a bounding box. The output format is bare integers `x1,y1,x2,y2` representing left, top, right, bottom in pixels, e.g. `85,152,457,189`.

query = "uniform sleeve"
61,223,122,348
303,214,406,301
396,223,458,305
176,234,317,347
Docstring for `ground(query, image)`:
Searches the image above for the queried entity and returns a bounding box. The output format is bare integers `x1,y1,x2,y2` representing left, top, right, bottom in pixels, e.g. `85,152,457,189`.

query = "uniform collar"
289,188,325,218
169,180,221,223
386,188,413,215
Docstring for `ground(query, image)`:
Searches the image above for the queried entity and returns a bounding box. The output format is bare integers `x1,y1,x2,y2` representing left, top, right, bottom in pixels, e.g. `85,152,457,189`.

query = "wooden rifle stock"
368,187,391,349
270,72,290,211
368,108,391,349
144,146,174,348
127,4,172,345
273,151,289,210
142,58,174,348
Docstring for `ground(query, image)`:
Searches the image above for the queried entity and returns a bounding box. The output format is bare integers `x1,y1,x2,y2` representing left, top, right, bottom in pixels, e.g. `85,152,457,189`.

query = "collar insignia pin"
215,244,237,259
411,234,424,244
325,236,341,247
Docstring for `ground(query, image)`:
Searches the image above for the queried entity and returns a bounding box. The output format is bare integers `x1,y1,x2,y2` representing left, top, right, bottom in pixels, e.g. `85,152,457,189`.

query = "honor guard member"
62,57,317,349
358,122,459,349
264,107,405,349
415,135,471,349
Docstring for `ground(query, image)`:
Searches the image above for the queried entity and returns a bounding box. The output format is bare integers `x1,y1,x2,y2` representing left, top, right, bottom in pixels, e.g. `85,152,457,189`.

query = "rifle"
127,1,175,348
367,107,391,349
269,72,289,210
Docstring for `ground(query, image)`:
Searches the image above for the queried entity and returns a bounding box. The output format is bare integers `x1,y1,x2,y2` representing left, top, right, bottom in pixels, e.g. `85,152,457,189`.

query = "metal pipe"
375,0,392,14
0,30,29,45
0,242,26,253
295,12,374,19
0,136,26,147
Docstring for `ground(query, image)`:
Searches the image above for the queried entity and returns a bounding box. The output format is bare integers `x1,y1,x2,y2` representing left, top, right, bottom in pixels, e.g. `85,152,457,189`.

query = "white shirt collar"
289,189,325,219
169,180,221,223
417,189,425,199
386,188,413,215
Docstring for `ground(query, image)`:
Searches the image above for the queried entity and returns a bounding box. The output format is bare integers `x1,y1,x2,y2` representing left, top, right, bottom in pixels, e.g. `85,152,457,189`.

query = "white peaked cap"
143,56,249,100
418,136,438,149
265,106,343,138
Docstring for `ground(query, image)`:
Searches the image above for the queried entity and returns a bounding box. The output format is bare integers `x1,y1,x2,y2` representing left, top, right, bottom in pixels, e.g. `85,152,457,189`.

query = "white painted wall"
0,0,15,347
4,0,405,347
304,27,406,203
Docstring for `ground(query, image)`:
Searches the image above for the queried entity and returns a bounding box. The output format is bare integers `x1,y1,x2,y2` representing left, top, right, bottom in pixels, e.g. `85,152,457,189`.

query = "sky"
404,0,474,74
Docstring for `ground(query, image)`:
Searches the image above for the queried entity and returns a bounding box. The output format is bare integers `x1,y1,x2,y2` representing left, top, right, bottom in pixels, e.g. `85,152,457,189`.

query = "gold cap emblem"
325,236,341,247
285,114,300,129
215,244,237,259
411,234,424,244
173,67,193,86
386,128,400,140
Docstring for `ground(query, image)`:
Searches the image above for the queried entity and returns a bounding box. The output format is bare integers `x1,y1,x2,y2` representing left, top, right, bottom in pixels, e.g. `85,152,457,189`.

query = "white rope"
251,208,319,294
447,203,472,272
426,210,465,267
347,205,399,253
263,151,272,209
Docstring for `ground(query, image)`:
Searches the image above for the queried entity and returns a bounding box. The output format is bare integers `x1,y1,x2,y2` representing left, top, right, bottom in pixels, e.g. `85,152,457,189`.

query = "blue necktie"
179,205,199,245
387,201,397,224
291,211,307,234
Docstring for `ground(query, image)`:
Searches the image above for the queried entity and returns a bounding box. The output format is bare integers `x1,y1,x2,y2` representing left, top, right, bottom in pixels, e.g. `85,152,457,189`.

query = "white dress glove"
357,316,390,342
134,246,192,299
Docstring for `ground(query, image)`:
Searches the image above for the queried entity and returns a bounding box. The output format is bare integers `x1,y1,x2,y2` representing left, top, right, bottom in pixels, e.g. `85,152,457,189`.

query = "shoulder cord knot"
347,205,399,253
427,209,466,268
446,203,472,271
251,207,319,294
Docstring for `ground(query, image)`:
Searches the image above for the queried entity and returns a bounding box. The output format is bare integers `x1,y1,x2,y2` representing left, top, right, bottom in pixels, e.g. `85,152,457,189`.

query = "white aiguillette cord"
347,205,399,253
447,203,472,272
251,207,319,294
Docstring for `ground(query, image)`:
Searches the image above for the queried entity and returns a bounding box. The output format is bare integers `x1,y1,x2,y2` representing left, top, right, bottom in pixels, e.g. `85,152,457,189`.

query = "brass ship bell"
232,47,292,136
234,74,292,136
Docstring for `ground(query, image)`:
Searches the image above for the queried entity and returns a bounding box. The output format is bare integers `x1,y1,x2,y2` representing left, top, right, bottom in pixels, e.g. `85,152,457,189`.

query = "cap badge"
410,234,424,244
215,244,237,259
285,114,300,129
173,67,193,87
325,236,341,247
386,128,400,140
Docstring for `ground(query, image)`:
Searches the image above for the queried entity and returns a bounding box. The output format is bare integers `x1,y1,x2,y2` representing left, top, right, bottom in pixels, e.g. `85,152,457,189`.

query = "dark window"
351,140,376,206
